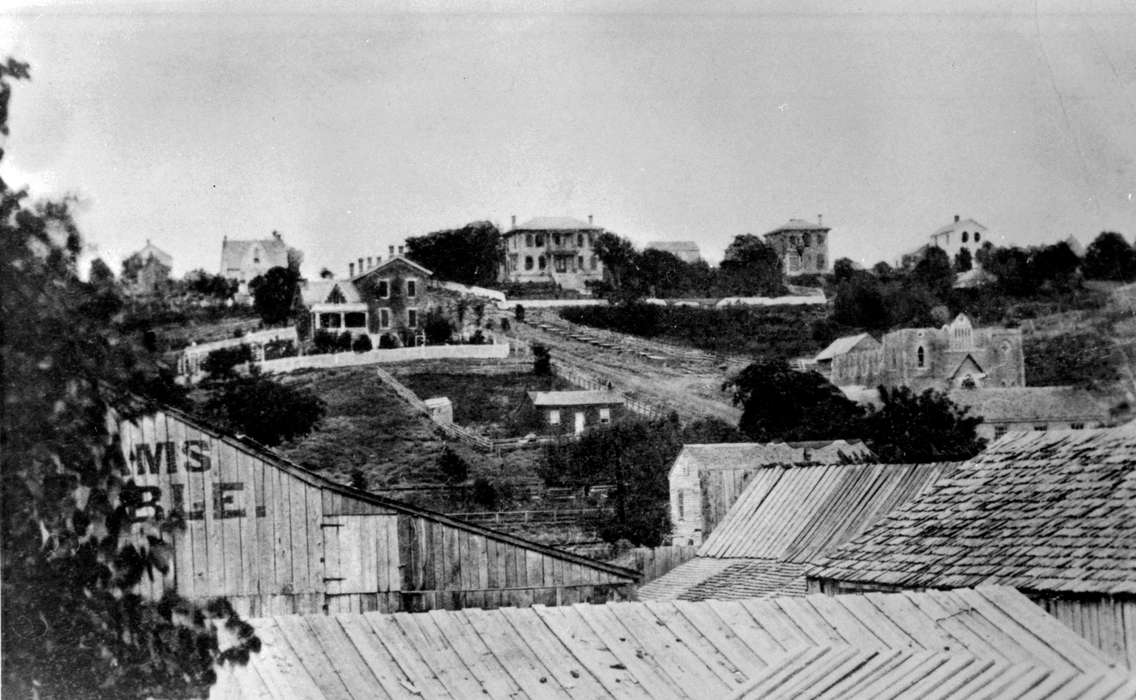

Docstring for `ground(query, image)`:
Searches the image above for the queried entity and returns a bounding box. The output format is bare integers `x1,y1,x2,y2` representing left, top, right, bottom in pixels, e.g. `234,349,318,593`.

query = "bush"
438,447,469,485
352,334,373,353
471,477,498,509
423,309,453,345
532,344,551,376
313,329,337,354
264,338,297,360
336,331,353,352
469,329,486,345
378,332,399,349
202,344,253,379
200,368,326,446
349,469,368,491
514,304,526,322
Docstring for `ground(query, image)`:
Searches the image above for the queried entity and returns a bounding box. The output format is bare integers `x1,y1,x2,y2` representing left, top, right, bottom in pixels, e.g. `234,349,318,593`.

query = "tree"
954,247,973,273
422,309,453,345
532,344,551,376
1,59,257,698
319,267,334,279
725,359,865,442
832,257,857,284
200,368,325,446
718,234,786,297
832,274,888,330
404,220,502,286
249,265,298,326
862,386,985,463
911,246,954,300
184,269,235,301
1084,231,1136,282
438,447,469,485
202,344,253,380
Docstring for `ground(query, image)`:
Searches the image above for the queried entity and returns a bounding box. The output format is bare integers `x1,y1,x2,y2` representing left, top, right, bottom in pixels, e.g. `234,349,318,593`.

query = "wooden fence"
607,545,699,583
255,342,511,375
372,366,496,451
178,326,298,377
551,362,671,421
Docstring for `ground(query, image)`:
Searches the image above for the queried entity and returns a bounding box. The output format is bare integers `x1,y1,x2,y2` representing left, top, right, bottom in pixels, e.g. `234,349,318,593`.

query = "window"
677,491,686,520
975,232,981,242
407,309,418,328
962,231,969,243
788,254,801,272
319,313,342,329
378,280,389,298
578,255,585,270
554,257,567,273
525,233,533,247
599,407,611,423
538,256,547,270
535,235,544,247
587,232,594,246
344,312,366,328
524,256,534,271
1033,424,1048,431
548,410,561,425
803,233,811,246
406,280,417,298
577,233,584,247
590,255,598,270
916,346,926,368
379,308,391,329
816,254,826,269
994,425,1008,440
553,233,561,246
1071,422,1085,430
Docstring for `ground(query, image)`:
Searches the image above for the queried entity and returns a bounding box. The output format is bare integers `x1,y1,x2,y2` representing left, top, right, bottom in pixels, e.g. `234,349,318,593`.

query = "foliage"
1024,331,1121,389
312,329,337,354
336,330,353,352
349,469,368,491
249,265,299,326
912,246,954,300
352,334,373,353
726,359,865,442
404,220,502,286
199,367,325,447
471,477,498,509
832,273,889,330
263,338,297,360
1083,231,1136,282
514,304,526,323
679,416,747,443
183,269,236,301
378,333,398,349
202,344,253,379
1,59,258,698
976,241,1083,296
954,246,973,272
717,234,787,297
438,447,470,485
423,308,453,344
562,303,829,359
862,386,986,463
532,343,552,376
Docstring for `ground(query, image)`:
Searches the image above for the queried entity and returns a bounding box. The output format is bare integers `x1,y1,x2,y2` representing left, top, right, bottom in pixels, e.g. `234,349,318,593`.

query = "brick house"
763,217,830,276
526,390,624,435
501,216,605,292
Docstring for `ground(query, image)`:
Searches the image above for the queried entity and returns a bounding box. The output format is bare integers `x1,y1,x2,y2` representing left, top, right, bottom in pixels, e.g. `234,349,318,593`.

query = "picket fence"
550,363,671,421
253,342,511,375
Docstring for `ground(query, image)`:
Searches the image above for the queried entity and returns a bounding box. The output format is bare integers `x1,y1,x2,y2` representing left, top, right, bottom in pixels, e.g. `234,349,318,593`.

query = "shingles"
808,424,1136,593
210,587,1124,699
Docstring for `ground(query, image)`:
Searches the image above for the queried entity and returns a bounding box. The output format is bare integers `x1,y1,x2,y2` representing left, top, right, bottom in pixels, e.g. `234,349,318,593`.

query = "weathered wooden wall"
119,407,636,616
699,467,760,541
1039,596,1136,669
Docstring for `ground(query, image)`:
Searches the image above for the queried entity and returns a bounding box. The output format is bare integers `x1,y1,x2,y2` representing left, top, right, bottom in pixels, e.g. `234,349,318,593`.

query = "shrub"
202,344,253,379
264,338,297,360
532,344,551,375
349,469,368,491
423,309,453,345
199,369,326,446
378,333,399,349
471,477,498,509
514,304,526,322
438,447,469,485
313,329,337,354
469,329,486,345
500,318,511,333
335,331,353,352
352,334,373,353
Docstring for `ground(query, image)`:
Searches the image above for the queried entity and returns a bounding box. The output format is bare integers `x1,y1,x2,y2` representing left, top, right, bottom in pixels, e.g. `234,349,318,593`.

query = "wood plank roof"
209,587,1125,699
807,425,1136,594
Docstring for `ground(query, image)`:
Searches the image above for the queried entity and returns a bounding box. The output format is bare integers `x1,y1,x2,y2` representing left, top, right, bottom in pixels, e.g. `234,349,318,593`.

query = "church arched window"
917,346,926,368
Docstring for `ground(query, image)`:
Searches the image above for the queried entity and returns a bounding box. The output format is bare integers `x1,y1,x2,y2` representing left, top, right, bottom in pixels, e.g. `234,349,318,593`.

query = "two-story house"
763,217,830,276
220,231,291,298
500,216,605,293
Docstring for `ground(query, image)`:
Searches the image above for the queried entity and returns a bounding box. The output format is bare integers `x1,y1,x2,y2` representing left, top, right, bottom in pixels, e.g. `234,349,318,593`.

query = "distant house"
527,390,624,435
122,239,172,296
300,253,439,344
946,385,1112,441
501,216,604,292
668,440,876,545
807,424,1136,668
763,216,830,276
645,240,701,264
930,214,988,262
220,231,290,299
813,333,880,375
825,313,1024,391
643,460,955,601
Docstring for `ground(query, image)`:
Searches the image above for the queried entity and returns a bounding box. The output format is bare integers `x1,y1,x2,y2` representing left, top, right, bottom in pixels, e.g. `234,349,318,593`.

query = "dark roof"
350,254,433,280
639,558,808,601
671,441,875,476
764,218,831,235
208,587,1117,699
527,390,624,407
511,216,601,231
807,425,1136,594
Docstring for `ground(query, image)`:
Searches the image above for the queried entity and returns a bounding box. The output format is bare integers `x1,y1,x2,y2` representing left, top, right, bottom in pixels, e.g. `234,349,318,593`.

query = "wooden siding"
119,406,636,616
1040,596,1136,670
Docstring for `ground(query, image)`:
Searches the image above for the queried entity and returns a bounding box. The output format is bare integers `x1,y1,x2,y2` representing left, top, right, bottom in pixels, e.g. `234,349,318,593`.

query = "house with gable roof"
220,231,290,298
122,239,173,296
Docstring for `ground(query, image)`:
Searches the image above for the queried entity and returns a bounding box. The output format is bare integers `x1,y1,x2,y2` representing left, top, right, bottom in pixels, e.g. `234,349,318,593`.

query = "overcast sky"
3,0,1135,277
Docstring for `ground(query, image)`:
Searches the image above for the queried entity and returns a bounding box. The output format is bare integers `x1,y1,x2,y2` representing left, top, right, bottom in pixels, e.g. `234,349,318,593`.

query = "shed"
813,333,880,373
645,460,954,601
527,390,624,435
668,440,876,545
117,402,637,617
807,424,1136,667
209,586,1126,699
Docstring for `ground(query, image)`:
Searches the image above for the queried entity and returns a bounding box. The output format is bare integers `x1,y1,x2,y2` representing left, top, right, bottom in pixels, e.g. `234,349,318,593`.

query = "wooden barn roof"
807,425,1136,594
136,402,638,582
209,587,1122,699
670,440,876,477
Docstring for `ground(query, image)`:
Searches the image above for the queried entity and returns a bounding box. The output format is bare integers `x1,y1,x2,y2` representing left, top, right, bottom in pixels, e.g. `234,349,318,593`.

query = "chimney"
389,245,395,256
349,262,355,277
817,214,823,226
955,214,960,223
398,245,404,255
588,214,594,225
366,256,373,269
357,257,363,273
511,214,516,229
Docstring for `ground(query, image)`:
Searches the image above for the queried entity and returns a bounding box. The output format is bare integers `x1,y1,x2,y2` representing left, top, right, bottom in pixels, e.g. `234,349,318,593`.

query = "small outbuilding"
527,390,624,435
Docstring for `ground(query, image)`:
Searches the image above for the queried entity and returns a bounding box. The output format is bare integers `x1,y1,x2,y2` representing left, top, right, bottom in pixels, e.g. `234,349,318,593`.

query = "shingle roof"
640,559,808,601
528,390,624,407
814,333,879,362
299,278,362,306
807,425,1136,594
208,587,1119,699
512,216,601,231
699,462,955,560
219,236,288,273
947,386,1111,423
765,218,831,235
672,440,875,477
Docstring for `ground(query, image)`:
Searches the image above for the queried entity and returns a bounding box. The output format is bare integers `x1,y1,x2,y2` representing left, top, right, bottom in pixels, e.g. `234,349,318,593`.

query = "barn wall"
119,409,634,616
1037,595,1136,669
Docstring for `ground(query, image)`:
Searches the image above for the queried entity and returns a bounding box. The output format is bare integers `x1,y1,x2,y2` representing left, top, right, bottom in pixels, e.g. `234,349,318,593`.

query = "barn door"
322,515,400,597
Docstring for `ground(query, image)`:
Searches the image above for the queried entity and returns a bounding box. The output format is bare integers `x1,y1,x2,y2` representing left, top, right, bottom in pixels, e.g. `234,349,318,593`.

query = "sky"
2,0,1135,277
